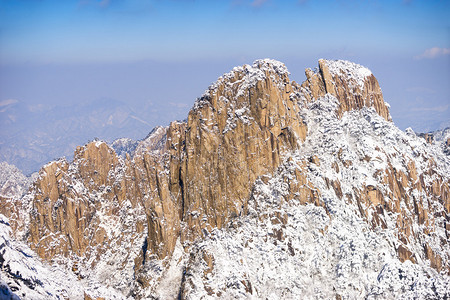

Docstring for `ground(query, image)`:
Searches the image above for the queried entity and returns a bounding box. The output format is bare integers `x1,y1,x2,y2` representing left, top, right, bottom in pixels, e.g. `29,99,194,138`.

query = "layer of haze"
0,0,449,173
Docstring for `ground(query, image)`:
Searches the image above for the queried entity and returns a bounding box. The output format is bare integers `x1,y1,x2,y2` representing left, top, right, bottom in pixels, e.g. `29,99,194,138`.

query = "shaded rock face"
5,59,449,297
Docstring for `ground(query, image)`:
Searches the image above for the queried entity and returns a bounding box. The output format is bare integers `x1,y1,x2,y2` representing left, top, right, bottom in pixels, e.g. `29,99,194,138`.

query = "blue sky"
1,0,448,63
1,0,449,132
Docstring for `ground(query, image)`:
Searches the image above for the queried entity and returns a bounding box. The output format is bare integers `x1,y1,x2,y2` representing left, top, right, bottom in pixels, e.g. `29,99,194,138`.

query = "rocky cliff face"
181,60,307,243
0,162,35,240
1,59,449,299
301,59,391,121
418,127,450,155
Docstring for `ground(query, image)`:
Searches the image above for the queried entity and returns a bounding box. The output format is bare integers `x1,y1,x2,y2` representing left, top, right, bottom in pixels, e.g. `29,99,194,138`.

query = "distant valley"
0,98,189,175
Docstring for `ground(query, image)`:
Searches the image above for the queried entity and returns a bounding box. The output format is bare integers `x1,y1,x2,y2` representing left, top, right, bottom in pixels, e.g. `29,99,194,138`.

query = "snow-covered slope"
0,162,33,199
0,214,126,299
1,59,449,299
110,137,139,158
417,127,450,155
0,162,36,242
181,95,450,299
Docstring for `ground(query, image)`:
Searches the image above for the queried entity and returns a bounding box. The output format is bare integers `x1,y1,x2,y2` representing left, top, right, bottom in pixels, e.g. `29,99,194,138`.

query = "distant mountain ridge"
416,127,450,155
0,59,449,299
0,162,32,199
0,96,191,175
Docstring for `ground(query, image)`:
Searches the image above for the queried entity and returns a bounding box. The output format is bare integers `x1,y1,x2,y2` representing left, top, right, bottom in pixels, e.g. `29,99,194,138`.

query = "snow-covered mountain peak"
321,59,372,89
181,93,450,298
252,58,290,76
1,59,448,299
301,59,391,122
0,162,31,199
197,58,290,109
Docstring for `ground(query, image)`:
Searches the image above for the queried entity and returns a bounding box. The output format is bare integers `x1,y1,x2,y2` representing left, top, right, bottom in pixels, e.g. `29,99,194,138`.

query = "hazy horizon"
1,0,449,173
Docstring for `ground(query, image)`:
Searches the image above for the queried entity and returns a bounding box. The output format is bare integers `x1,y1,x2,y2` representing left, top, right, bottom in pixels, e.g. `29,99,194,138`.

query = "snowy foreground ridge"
1,59,449,299
184,96,450,299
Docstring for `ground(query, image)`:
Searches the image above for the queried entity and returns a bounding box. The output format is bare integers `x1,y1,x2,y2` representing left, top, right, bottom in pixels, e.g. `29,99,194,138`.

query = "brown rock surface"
6,59,448,296
181,60,307,242
21,60,311,290
301,59,391,121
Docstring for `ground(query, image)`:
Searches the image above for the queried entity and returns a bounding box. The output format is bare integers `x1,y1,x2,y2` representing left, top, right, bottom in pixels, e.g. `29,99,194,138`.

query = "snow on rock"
110,137,138,158
153,239,188,299
0,162,36,241
1,59,449,299
181,94,450,299
94,140,106,148
0,162,32,199
324,59,373,89
252,58,290,76
417,127,450,155
198,58,289,106
0,214,126,299
133,125,168,156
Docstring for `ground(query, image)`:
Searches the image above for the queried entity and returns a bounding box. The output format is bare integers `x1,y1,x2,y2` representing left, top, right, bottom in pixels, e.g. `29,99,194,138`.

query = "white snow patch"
324,59,372,89
155,239,188,299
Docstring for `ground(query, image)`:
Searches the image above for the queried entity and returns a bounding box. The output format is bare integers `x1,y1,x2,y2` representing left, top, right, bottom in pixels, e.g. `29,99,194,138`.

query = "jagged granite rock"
418,127,450,155
302,59,391,121
2,59,449,299
180,95,449,299
0,214,125,299
181,59,307,244
0,162,36,239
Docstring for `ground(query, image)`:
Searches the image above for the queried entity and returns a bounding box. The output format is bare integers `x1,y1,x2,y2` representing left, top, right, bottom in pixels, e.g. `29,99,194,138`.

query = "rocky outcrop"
349,155,449,269
0,162,33,238
181,60,307,242
5,59,449,298
418,127,450,155
177,84,449,299
302,59,391,121
27,142,146,262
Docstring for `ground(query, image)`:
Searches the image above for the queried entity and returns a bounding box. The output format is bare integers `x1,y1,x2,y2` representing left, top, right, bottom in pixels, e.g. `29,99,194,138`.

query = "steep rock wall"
302,59,391,121
180,59,307,242
7,59,449,297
